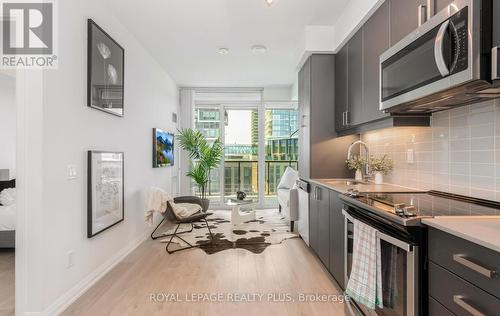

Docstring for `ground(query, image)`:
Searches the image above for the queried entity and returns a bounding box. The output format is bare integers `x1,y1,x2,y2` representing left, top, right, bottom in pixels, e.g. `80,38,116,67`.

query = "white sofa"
276,167,299,232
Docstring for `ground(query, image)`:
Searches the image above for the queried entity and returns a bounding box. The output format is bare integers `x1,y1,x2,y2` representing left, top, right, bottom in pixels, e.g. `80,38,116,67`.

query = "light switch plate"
67,250,75,268
407,149,415,164
67,165,77,180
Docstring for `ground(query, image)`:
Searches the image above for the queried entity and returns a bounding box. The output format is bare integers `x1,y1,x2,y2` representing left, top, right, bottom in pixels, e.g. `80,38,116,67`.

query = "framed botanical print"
87,19,125,117
87,151,124,238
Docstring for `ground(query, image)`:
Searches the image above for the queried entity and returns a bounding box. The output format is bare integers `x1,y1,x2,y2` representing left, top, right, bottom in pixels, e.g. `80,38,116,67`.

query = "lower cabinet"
428,228,500,315
309,184,345,289
329,191,345,289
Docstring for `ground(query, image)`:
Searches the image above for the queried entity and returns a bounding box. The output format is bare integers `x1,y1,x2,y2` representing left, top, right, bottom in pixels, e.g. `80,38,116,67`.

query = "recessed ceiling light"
218,48,230,55
265,0,274,6
251,45,267,54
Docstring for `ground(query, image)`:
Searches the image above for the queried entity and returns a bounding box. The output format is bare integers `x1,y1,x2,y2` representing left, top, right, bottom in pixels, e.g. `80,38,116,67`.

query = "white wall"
0,73,16,178
22,0,179,313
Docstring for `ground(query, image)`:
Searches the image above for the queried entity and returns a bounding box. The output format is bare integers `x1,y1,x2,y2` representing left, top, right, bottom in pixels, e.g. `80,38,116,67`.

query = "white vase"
374,172,383,184
355,170,363,181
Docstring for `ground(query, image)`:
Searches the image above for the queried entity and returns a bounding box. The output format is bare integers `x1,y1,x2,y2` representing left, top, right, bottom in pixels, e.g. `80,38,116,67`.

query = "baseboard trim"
41,231,150,316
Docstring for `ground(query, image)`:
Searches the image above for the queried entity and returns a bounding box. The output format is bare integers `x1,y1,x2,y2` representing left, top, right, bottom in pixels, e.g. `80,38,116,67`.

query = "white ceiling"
104,0,350,87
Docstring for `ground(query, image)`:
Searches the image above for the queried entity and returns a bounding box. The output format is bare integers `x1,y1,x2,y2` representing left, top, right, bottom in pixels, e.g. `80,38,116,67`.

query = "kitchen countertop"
309,178,422,194
422,217,500,253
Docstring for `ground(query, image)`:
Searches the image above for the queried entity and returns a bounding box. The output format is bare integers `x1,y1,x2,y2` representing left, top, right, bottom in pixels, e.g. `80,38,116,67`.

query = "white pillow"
277,167,299,190
0,188,16,206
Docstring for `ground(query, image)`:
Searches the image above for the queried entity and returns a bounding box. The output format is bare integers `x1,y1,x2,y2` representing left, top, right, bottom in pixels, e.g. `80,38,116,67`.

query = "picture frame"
87,151,124,238
87,19,125,117
153,128,174,168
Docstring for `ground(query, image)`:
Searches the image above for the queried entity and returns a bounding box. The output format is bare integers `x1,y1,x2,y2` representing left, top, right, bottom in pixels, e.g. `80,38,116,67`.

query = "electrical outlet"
67,250,75,268
67,164,77,180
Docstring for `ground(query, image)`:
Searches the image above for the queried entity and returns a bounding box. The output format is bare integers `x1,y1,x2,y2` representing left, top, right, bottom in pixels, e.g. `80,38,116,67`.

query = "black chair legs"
151,218,194,240
165,218,214,254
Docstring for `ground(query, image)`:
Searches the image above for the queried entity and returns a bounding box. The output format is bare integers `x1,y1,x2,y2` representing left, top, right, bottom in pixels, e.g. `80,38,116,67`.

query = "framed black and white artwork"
87,19,125,117
87,151,124,238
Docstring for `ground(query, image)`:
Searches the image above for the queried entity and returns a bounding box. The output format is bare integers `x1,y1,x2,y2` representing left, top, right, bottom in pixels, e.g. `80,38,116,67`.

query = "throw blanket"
144,188,202,225
0,188,16,206
345,218,383,310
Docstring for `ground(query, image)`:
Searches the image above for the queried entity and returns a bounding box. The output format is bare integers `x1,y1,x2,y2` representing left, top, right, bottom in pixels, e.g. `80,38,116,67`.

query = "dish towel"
345,218,383,310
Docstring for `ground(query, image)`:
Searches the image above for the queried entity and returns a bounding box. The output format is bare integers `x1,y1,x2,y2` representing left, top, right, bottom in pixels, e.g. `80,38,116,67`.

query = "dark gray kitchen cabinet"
362,0,390,124
309,184,319,257
428,228,500,316
494,0,500,47
329,190,345,289
347,30,364,127
435,0,454,12
390,0,426,45
317,186,330,268
335,45,348,131
298,58,311,179
310,184,330,267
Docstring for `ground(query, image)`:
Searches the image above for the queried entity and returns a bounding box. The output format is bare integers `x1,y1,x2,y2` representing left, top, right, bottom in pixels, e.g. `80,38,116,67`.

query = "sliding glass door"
194,102,298,208
263,107,299,207
224,108,259,202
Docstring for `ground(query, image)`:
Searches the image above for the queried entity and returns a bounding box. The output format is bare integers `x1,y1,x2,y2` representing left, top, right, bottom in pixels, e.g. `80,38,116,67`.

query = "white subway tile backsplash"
470,124,494,138
451,151,470,163
470,137,494,150
471,164,494,177
360,100,500,201
471,151,494,164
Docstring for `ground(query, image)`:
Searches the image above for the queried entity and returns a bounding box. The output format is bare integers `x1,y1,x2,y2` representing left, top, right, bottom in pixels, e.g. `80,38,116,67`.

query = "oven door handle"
342,209,413,252
435,20,450,77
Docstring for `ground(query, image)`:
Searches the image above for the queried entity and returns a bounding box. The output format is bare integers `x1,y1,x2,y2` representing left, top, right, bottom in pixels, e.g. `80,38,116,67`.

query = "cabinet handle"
418,4,427,26
453,295,485,316
316,187,321,201
453,254,499,279
342,111,346,126
492,47,499,80
345,111,350,126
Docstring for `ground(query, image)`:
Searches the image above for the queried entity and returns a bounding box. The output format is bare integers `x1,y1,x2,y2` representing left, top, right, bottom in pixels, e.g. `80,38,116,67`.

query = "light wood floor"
0,249,14,316
63,236,347,316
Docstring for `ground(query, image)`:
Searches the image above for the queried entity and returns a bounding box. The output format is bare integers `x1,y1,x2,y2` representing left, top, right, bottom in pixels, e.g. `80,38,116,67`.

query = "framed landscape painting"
153,128,174,168
87,151,124,238
87,19,125,117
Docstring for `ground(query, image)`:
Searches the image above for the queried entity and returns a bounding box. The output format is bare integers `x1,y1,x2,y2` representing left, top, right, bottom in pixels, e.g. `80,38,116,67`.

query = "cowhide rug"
159,209,299,254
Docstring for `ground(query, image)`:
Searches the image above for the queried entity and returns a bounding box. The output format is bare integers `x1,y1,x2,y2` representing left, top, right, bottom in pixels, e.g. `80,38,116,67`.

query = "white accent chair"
276,167,299,232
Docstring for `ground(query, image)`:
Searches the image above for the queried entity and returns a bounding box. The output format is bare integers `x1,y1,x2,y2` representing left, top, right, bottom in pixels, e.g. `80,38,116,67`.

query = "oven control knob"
347,189,359,197
394,203,406,216
404,206,417,217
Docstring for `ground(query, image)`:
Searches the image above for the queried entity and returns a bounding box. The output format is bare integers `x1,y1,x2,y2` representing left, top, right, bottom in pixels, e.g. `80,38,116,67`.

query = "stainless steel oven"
380,0,496,114
343,209,420,316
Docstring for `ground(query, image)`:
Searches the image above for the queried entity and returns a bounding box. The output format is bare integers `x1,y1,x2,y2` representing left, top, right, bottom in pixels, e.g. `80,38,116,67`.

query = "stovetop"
341,190,500,226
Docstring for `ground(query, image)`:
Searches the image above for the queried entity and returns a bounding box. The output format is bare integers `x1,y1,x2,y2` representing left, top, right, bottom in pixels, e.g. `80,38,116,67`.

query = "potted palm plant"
177,128,224,211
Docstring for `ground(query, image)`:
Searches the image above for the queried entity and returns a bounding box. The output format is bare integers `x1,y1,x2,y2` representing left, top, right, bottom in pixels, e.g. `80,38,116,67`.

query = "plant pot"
374,172,383,184
355,170,363,181
200,198,210,212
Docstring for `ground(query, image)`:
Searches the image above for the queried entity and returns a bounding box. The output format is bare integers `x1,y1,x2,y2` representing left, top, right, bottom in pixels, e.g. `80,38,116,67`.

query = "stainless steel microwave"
380,0,499,114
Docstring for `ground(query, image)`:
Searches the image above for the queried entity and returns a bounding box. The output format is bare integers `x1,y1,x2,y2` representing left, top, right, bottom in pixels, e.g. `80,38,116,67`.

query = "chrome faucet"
347,140,370,178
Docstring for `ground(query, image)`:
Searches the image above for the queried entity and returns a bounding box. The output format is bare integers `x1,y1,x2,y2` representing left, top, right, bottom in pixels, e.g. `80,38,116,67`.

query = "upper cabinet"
335,0,430,133
362,1,391,124
390,0,426,45
335,45,348,130
435,0,455,13
494,0,500,47
347,30,364,127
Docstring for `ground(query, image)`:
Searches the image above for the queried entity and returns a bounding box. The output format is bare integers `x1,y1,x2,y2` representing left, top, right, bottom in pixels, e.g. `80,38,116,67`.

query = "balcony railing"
206,160,298,197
